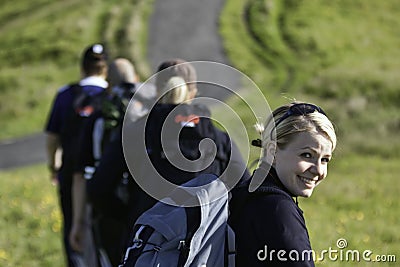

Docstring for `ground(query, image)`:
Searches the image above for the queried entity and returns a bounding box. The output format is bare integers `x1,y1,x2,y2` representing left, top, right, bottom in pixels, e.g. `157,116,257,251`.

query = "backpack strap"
225,226,236,267
177,206,201,267
120,224,155,266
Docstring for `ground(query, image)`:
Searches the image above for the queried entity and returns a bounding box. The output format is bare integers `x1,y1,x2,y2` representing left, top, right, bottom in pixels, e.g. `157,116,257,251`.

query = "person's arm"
69,114,96,253
69,171,87,252
46,132,61,184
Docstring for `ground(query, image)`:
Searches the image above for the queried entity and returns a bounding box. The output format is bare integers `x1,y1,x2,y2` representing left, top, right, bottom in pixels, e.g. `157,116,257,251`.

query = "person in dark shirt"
45,43,108,266
122,59,251,220
230,102,337,266
71,57,155,266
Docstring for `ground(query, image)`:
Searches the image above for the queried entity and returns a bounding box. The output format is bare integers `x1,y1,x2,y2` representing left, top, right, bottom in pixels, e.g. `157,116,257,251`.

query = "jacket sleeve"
45,91,65,134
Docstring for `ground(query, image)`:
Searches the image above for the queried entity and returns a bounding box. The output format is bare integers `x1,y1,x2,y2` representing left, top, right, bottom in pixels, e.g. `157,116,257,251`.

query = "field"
0,165,61,267
219,0,400,265
1,0,399,266
0,0,153,140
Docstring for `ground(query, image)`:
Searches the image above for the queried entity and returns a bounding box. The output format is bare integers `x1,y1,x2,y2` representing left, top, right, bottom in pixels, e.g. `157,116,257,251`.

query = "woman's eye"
322,157,331,163
301,152,312,158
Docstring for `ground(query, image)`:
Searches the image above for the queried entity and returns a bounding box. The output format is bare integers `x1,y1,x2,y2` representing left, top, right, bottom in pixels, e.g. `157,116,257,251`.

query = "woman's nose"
310,160,325,178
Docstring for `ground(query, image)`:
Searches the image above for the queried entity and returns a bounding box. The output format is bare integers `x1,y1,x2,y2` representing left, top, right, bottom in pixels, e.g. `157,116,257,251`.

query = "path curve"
0,0,238,170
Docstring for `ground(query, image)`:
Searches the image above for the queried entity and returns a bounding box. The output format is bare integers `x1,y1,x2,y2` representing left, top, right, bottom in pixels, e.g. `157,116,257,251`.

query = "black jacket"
229,164,315,266
92,103,250,223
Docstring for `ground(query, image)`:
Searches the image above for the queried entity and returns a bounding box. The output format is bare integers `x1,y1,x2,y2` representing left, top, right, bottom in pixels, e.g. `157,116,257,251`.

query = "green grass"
1,156,398,266
0,0,153,140
303,155,399,266
218,0,400,265
220,0,400,157
0,164,62,267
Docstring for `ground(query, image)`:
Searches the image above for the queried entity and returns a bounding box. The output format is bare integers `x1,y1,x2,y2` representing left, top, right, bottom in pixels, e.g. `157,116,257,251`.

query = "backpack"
60,83,107,174
86,83,140,210
119,174,235,267
96,82,153,150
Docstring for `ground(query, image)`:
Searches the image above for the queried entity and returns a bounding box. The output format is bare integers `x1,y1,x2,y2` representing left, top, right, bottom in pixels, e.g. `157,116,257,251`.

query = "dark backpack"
119,174,235,267
60,83,107,174
86,82,152,216
85,83,139,204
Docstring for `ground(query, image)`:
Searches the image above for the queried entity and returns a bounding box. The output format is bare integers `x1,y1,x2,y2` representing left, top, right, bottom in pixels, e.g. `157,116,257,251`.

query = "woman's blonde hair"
155,59,197,104
255,102,337,152
158,76,190,104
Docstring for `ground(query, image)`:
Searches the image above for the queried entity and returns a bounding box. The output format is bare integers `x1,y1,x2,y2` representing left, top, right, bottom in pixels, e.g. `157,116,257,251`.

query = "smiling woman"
229,102,337,266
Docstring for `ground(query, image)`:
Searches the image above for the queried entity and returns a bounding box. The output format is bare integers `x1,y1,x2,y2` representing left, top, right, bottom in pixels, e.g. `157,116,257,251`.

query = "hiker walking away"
122,59,251,223
71,57,155,266
229,102,337,266
45,44,108,267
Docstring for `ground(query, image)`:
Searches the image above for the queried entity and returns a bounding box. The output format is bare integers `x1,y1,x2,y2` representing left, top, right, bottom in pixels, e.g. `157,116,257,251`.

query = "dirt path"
0,133,46,170
0,0,237,170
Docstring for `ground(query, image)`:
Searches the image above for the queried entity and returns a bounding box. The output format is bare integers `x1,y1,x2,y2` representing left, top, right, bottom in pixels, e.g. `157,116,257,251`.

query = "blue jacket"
229,165,315,266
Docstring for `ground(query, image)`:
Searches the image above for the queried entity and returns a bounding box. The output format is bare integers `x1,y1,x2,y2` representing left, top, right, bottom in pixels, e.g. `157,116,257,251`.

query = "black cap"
82,44,107,63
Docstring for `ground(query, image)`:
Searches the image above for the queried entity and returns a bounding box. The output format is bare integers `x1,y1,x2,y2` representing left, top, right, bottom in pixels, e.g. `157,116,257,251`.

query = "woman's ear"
265,141,276,166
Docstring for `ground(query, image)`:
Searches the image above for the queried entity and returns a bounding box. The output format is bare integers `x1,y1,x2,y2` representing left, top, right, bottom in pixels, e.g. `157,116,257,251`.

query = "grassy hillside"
0,0,153,140
220,0,400,157
220,0,400,265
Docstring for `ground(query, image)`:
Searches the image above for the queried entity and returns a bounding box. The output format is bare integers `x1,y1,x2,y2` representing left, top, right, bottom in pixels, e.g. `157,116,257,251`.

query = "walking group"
45,43,337,267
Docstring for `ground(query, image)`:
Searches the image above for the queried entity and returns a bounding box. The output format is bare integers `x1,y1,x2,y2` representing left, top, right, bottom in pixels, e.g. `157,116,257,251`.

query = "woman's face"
274,131,333,197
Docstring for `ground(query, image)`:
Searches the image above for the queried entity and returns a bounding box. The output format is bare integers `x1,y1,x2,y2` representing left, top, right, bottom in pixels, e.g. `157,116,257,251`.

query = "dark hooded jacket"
229,163,315,266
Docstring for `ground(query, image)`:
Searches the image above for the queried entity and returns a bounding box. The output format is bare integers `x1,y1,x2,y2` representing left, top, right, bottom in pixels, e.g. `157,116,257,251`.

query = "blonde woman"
230,102,337,266
122,59,251,222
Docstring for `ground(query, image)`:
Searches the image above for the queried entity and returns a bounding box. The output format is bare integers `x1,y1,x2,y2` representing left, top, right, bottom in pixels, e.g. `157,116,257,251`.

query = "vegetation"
1,157,398,266
0,164,61,267
220,0,400,157
219,0,400,265
0,0,153,266
0,0,153,140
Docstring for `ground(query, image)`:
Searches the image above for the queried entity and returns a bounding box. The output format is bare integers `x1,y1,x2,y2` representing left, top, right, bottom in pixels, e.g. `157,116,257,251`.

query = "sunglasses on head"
251,103,327,147
274,103,326,128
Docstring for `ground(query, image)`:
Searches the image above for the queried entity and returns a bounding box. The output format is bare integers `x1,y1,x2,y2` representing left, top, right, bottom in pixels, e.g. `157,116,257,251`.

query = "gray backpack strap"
225,226,236,267
177,206,201,266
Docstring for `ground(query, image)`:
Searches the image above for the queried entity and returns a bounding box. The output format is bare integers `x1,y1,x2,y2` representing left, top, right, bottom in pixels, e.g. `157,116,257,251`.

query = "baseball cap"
82,43,107,63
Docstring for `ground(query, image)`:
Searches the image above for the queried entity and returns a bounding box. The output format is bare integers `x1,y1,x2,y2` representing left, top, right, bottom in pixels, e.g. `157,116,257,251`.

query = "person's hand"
48,165,58,186
50,171,58,186
69,222,85,253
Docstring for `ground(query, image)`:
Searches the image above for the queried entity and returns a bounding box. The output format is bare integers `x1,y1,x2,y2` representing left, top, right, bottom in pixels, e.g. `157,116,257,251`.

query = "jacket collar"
79,76,108,88
252,162,296,199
